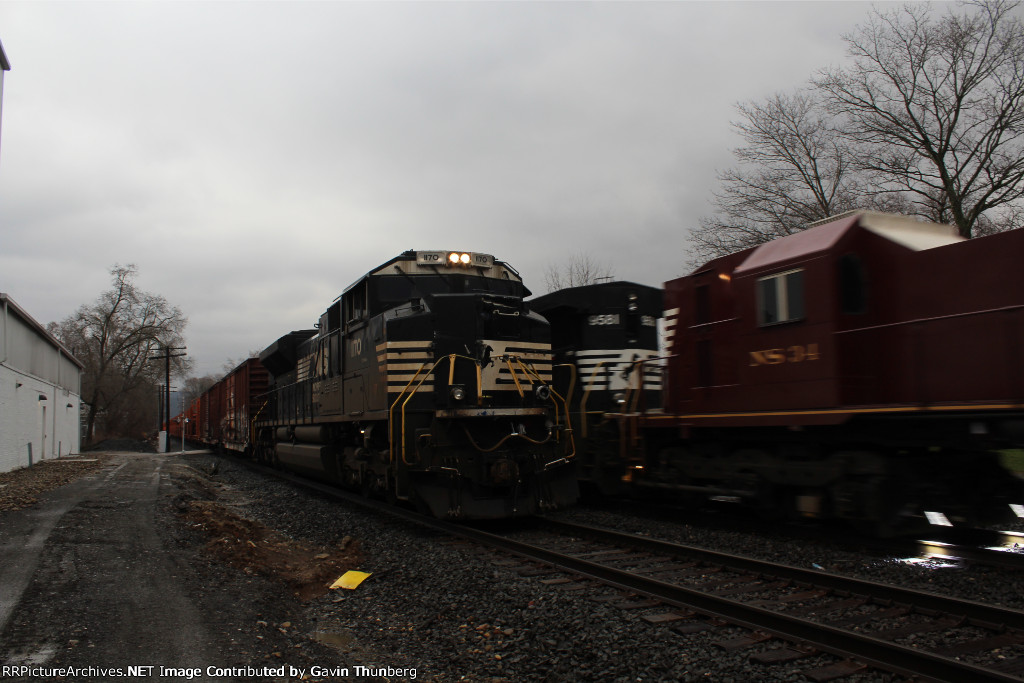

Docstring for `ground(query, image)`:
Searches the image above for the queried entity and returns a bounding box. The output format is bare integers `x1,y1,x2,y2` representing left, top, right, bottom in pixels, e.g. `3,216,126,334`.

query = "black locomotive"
252,250,577,519
531,281,664,496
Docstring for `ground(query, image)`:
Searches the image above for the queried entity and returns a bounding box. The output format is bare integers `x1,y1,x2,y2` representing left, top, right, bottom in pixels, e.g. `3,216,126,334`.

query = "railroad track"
583,498,1024,572
242,459,1024,682
504,519,1024,681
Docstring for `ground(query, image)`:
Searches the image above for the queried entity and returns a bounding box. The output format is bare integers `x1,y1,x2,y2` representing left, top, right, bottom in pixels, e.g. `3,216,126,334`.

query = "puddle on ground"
312,628,357,652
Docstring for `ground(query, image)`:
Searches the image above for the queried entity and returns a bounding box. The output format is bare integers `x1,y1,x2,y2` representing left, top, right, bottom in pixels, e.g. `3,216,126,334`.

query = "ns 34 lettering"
749,343,820,366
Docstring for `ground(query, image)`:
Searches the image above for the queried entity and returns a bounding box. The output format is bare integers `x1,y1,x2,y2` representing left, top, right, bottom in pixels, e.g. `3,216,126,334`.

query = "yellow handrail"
388,360,437,464
513,358,575,459
504,356,525,397
249,400,268,447
387,351,577,463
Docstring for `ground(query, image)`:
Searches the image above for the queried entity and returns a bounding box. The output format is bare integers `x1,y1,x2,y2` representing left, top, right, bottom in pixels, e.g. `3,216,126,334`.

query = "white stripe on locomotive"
571,348,662,391
662,307,680,351
383,339,554,393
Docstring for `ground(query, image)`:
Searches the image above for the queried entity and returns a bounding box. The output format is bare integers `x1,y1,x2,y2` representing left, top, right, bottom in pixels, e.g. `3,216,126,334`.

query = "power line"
149,345,186,434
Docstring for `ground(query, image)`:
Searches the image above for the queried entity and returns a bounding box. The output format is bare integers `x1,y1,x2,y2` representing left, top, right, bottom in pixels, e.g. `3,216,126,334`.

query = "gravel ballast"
174,453,916,682
8,449,1021,681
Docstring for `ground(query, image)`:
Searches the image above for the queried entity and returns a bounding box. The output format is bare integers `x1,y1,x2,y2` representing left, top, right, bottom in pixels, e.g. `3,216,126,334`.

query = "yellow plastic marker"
330,571,372,590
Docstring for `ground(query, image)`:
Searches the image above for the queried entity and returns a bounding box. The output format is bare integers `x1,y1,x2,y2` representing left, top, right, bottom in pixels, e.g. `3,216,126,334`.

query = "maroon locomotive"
619,211,1024,533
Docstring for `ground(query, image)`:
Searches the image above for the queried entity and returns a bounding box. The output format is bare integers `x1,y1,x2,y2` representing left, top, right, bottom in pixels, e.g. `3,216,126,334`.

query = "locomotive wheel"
410,492,432,516
742,472,783,520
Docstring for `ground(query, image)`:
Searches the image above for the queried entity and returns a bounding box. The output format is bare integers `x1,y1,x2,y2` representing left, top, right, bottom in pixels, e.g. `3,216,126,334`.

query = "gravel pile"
183,454,943,682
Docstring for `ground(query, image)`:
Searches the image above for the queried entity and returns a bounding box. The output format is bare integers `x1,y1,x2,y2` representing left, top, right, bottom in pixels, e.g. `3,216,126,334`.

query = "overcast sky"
0,0,892,377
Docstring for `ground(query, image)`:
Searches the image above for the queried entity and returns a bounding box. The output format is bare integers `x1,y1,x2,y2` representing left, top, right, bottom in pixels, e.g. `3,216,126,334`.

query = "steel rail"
471,524,1024,683
540,518,1024,631
241,462,1024,683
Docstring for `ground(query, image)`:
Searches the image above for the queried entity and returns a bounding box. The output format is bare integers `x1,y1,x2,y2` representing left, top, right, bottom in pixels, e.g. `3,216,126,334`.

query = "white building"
0,294,85,472
0,41,85,471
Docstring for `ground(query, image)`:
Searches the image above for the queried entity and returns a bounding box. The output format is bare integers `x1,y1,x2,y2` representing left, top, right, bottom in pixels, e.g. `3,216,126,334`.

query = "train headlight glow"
450,386,466,401
447,252,472,265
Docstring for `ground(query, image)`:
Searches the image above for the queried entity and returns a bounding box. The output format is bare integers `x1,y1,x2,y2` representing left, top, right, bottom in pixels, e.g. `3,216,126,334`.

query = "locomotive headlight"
447,252,472,265
534,384,551,401
450,386,466,401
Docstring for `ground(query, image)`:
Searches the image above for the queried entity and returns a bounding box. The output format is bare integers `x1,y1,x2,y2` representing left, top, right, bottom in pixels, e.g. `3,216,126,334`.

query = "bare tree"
48,265,190,445
816,0,1024,238
543,252,614,293
220,351,261,375
689,90,864,265
181,374,218,409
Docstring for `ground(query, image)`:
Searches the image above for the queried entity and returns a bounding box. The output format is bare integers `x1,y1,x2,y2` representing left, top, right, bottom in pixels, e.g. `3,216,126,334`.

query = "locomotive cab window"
344,282,368,325
757,269,804,325
695,284,711,325
838,254,867,314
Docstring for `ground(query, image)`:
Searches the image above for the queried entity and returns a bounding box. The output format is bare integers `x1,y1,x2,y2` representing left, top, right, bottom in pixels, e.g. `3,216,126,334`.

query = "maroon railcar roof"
734,217,856,274
732,212,962,275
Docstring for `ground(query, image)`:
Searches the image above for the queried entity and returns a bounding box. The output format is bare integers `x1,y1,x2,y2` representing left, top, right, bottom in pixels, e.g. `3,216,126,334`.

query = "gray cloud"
0,1,886,375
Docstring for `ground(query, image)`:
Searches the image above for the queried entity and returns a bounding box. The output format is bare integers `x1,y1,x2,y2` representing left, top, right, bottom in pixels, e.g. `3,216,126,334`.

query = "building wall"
0,295,84,473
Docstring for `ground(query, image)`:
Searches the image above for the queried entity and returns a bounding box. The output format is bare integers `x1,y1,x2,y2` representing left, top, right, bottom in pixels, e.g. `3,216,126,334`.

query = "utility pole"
150,345,186,452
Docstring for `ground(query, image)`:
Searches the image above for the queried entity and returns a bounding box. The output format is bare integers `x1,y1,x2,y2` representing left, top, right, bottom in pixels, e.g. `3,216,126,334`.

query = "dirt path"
0,452,354,682
0,455,227,675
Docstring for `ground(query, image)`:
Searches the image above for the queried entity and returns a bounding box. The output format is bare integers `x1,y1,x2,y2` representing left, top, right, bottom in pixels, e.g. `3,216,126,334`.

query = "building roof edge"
0,293,85,370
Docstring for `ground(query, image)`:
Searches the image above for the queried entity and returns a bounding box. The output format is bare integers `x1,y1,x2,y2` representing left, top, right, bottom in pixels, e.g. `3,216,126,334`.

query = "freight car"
168,357,268,453
546,212,1024,534
530,281,663,495
248,250,577,519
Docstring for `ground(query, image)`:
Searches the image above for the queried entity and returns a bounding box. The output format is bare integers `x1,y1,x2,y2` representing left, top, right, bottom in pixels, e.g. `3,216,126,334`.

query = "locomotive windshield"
373,274,525,308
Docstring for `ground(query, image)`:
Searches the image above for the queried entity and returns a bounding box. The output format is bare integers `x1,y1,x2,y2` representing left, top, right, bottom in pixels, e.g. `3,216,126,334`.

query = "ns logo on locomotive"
247,249,577,519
